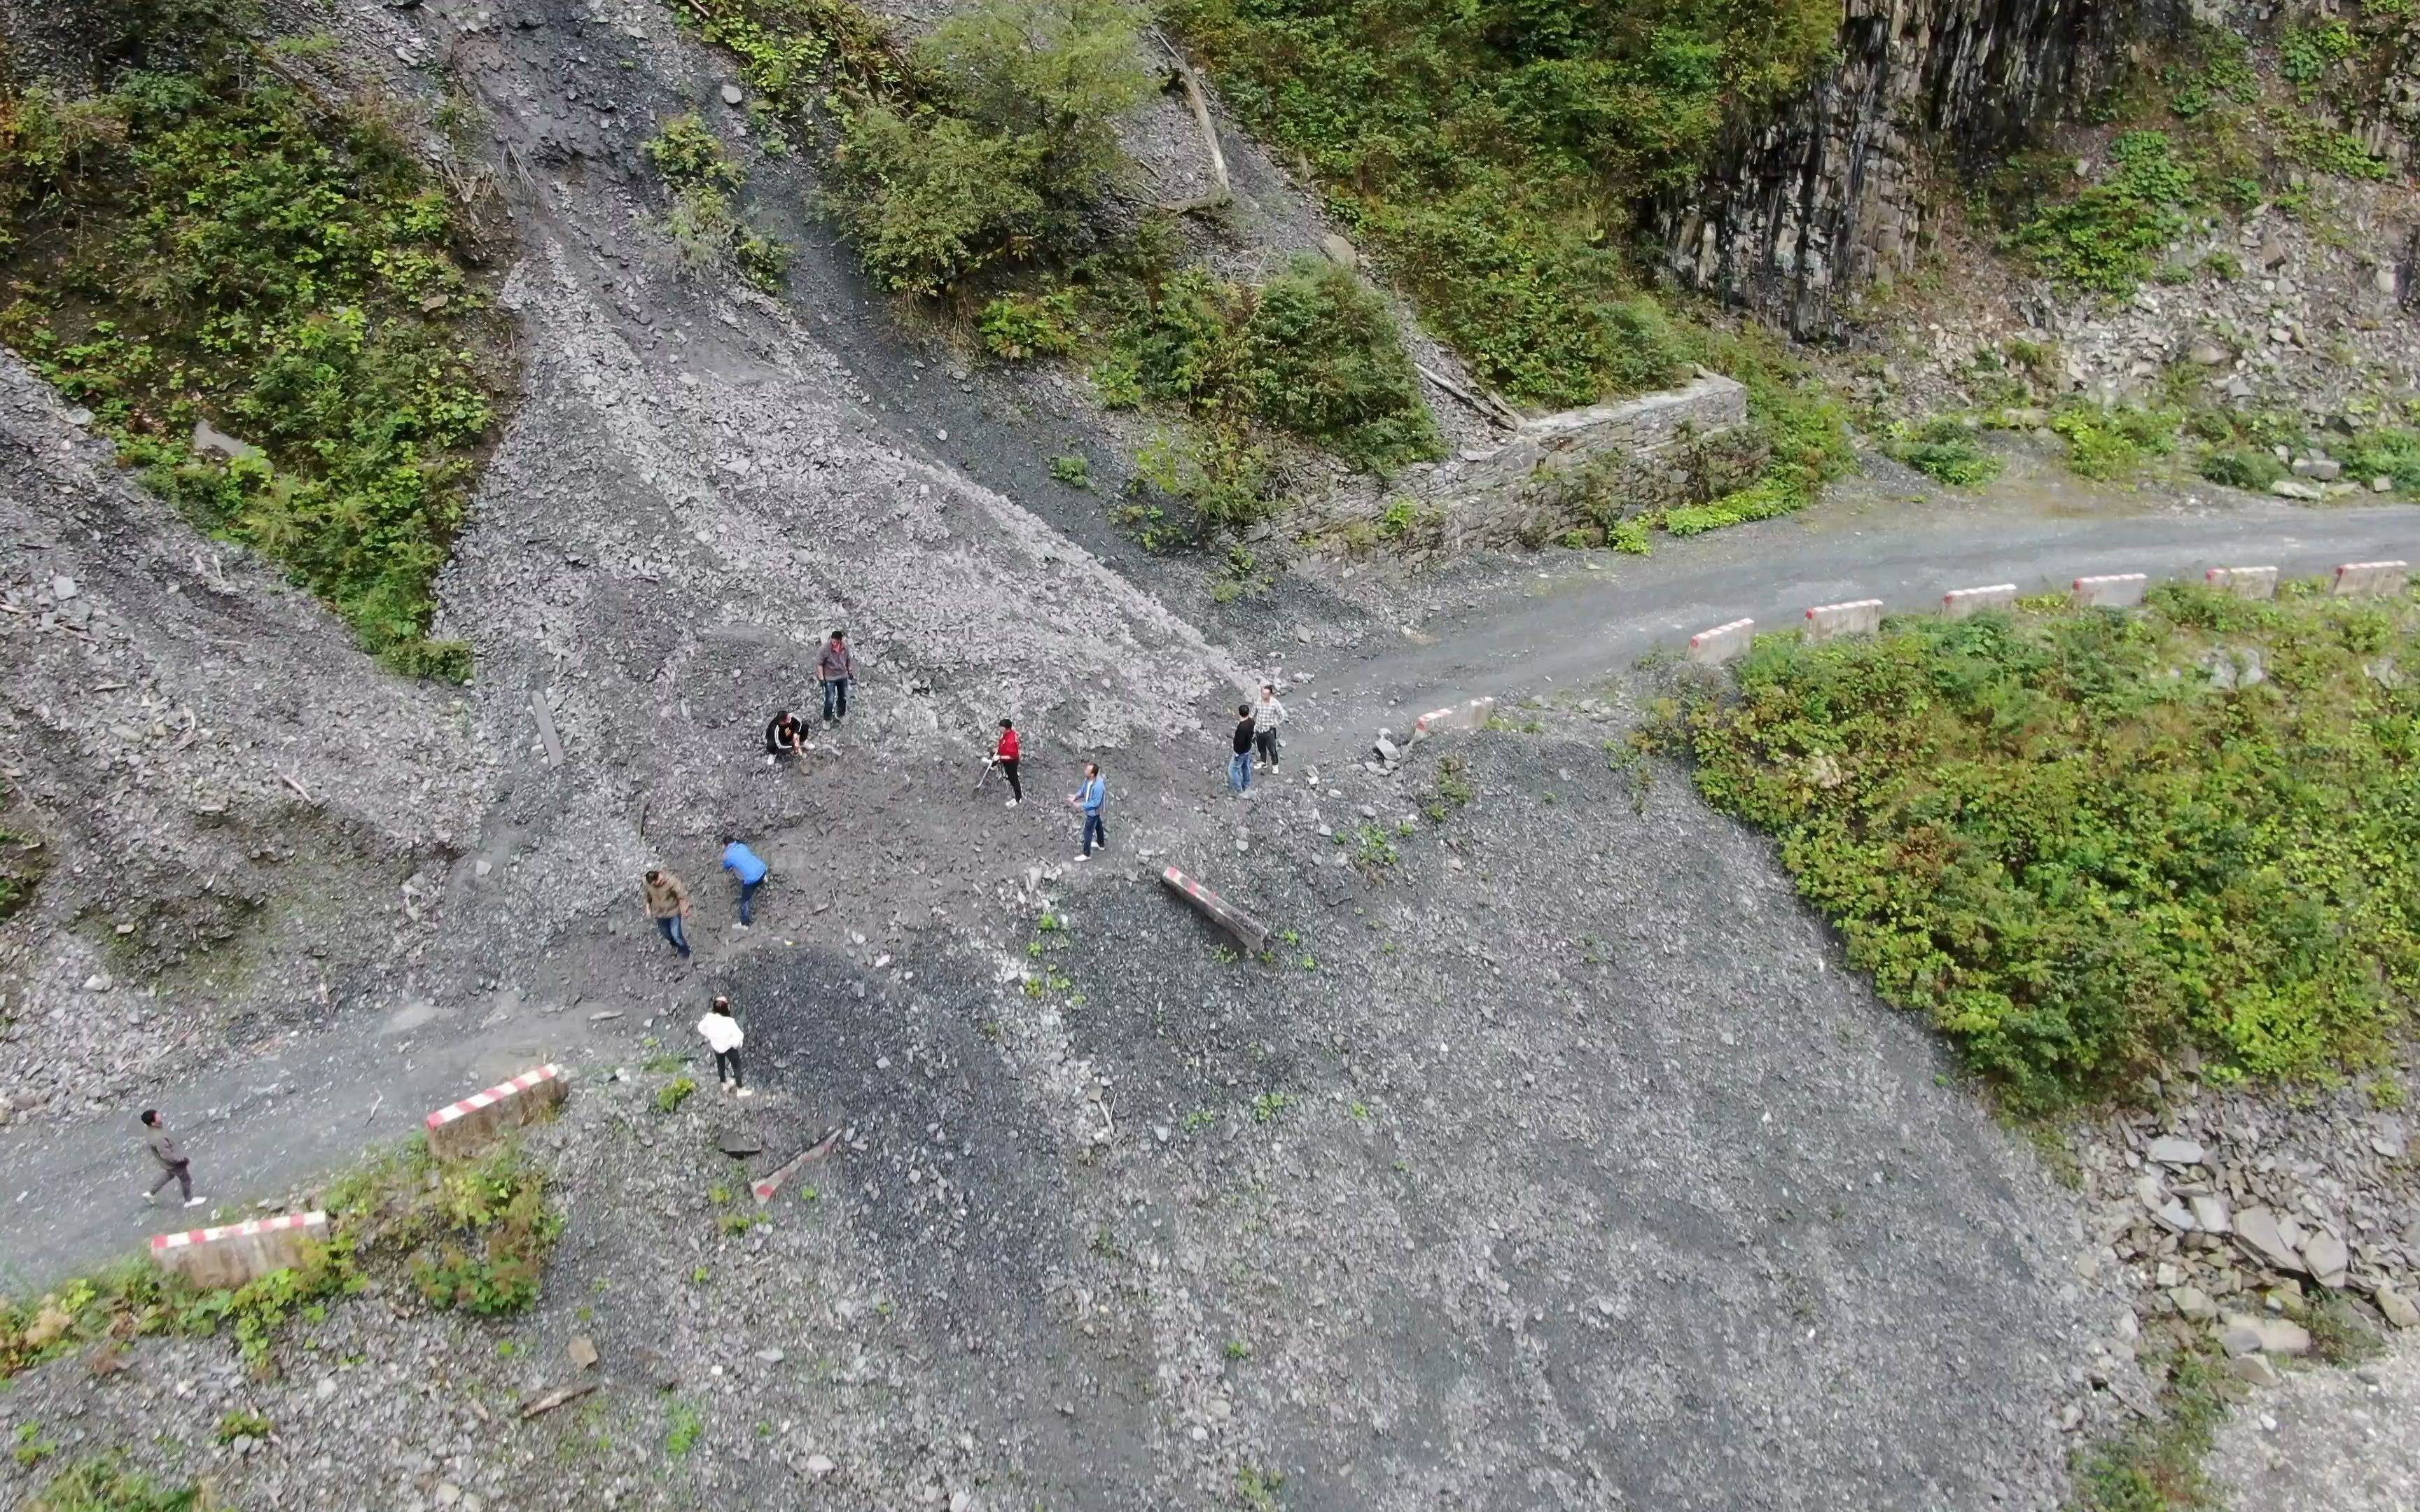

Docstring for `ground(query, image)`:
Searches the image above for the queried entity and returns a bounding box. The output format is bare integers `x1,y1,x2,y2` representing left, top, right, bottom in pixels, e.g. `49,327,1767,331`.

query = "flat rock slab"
2234,1205,2307,1273
717,1127,765,1158
2145,1135,2204,1166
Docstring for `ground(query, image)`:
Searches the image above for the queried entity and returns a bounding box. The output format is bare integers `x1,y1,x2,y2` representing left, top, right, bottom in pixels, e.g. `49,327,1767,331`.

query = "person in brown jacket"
643,868,693,959
140,1108,206,1208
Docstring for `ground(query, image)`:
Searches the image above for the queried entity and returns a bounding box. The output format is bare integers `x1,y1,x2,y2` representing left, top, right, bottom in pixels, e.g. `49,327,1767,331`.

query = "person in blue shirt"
1067,763,1106,860
721,834,769,926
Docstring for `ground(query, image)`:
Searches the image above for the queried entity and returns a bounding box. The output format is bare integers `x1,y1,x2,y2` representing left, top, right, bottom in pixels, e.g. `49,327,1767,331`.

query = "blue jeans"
736,877,760,925
1081,813,1105,855
822,678,849,720
1228,751,1251,792
655,914,690,958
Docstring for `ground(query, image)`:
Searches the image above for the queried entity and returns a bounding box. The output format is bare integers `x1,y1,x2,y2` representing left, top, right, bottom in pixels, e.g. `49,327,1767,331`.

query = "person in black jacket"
765,709,806,760
1228,703,1256,795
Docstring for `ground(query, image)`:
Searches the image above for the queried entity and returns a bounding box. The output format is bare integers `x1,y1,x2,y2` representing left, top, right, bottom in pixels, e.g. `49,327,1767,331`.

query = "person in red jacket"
993,717,1022,806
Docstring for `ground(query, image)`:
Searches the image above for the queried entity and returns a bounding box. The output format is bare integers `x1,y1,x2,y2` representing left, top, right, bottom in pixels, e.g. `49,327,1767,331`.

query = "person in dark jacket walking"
993,718,1022,806
140,1109,207,1208
1228,703,1256,794
818,629,855,722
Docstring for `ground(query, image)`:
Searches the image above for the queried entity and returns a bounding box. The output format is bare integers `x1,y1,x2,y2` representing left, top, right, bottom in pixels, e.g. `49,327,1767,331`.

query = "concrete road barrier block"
1160,865,1272,954
1941,584,2017,619
426,1063,567,1161
1685,618,1753,664
2334,560,2409,597
1412,696,1500,739
2071,573,2148,609
2205,566,2278,599
1802,599,1884,644
151,1211,328,1289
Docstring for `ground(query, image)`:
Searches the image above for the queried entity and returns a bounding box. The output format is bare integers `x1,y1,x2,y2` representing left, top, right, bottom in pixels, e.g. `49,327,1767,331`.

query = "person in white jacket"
698,995,749,1097
1253,683,1286,771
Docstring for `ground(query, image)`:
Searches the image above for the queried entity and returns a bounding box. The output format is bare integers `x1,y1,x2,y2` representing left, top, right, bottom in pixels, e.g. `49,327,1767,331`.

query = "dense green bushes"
823,0,1150,293
0,18,510,678
1666,582,2420,1107
1173,0,1838,406
2015,131,2198,292
1890,418,2004,486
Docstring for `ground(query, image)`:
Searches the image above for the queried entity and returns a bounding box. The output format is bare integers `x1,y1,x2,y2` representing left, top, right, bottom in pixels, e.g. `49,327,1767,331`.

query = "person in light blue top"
1067,763,1106,860
721,834,769,926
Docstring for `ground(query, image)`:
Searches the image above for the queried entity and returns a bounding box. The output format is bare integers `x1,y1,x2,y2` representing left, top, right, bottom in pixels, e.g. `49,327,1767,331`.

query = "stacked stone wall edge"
426,1063,569,1161
151,1211,330,1289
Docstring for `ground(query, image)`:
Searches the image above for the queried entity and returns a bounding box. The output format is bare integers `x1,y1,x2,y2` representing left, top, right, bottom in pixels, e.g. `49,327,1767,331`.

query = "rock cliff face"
1658,0,2143,337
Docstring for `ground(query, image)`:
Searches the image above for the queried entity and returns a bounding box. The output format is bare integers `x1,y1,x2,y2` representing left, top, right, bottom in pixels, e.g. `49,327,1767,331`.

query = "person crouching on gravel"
140,1108,206,1208
1069,762,1106,859
1228,703,1256,794
818,629,856,722
994,718,1022,806
1253,682,1286,772
698,996,750,1097
643,867,693,959
765,708,806,761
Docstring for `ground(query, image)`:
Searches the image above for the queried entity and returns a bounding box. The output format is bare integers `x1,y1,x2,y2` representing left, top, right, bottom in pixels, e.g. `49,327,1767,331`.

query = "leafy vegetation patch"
2014,131,2198,293
1660,580,2420,1109
0,1141,559,1380
1889,417,2005,487
2068,1349,2230,1512
643,114,792,290
22,1451,206,1512
0,8,512,678
1171,0,1838,407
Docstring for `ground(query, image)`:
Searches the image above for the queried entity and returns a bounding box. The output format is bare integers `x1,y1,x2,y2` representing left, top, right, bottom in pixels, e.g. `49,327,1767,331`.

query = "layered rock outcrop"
1658,0,2141,337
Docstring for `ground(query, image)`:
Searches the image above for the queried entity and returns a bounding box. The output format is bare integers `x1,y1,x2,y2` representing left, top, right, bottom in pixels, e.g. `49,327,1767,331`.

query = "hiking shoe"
1005,799,1019,808
737,1088,753,1098
1075,853,1090,862
183,1196,207,1208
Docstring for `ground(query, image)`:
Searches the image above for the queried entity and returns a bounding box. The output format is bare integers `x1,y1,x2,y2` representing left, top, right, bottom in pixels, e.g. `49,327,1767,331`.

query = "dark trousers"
714,1048,744,1088
737,877,760,925
822,678,849,720
656,914,690,958
999,758,1021,800
148,1161,192,1201
1254,729,1279,767
1081,812,1105,855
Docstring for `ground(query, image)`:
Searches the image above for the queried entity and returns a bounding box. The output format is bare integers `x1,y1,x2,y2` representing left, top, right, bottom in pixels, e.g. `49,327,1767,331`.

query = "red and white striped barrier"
1685,618,1754,664
2071,573,2147,608
426,1063,567,1161
151,1211,328,1289
1159,865,1272,953
1414,696,1498,738
752,1128,841,1205
2205,566,2277,599
1802,599,1884,644
1941,584,2017,620
2334,560,2409,597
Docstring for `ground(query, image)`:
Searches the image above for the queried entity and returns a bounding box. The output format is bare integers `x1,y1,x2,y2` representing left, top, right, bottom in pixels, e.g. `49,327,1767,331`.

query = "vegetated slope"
670,0,1445,536
0,1,515,676
1169,0,1837,407
1663,580,2420,1109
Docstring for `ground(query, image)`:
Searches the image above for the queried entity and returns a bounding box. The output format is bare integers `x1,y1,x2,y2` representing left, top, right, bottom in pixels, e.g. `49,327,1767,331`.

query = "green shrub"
1892,419,2004,486
1242,256,1441,470
657,1074,697,1113
823,0,1150,293
978,289,1081,358
644,115,793,290
2341,428,2420,491
2015,132,2197,292
1670,584,2420,1107
2197,447,2285,490
2280,21,2360,88
22,1452,204,1511
2270,108,2393,181
0,29,512,676
2052,403,2176,479
402,1154,564,1315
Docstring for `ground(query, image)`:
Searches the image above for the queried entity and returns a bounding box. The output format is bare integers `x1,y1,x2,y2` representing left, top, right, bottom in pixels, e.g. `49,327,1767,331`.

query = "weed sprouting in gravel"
657,1076,698,1114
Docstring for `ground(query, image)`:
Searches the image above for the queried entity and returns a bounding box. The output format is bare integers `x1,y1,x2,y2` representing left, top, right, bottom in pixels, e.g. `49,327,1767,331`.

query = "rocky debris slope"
0,357,483,1130
0,727,2138,1511
2202,1331,2420,1511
